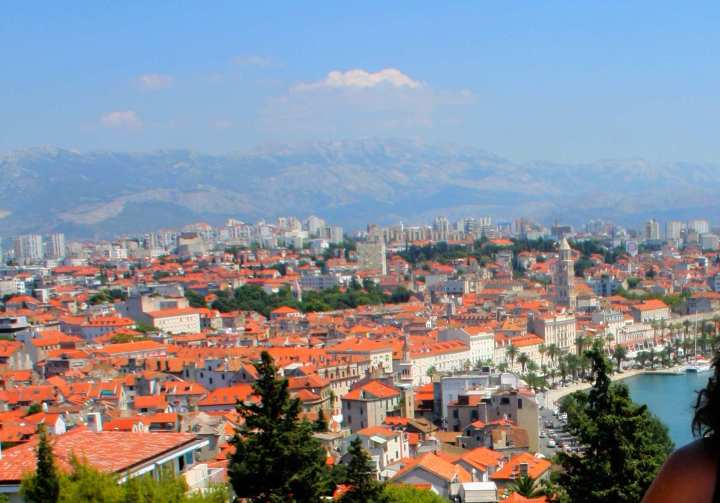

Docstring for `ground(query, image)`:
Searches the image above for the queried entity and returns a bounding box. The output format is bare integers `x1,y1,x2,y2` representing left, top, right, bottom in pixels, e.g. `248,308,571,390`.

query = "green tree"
611,345,628,372
508,474,544,498
59,456,123,503
556,344,673,503
341,438,386,503
517,353,530,373
313,408,328,433
184,290,207,308
21,425,60,503
506,344,518,369
26,403,43,415
229,351,329,502
382,484,446,502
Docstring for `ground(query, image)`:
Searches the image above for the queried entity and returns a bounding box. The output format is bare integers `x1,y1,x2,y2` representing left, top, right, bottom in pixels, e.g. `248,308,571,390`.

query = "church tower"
554,238,576,308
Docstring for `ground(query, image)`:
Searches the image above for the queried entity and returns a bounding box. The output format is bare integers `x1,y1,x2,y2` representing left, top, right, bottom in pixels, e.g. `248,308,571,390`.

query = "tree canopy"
228,351,329,502
340,438,386,503
212,283,405,317
555,343,673,502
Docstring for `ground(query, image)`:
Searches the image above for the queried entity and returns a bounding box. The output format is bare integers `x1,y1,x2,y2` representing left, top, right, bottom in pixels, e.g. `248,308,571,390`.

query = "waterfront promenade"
544,365,686,407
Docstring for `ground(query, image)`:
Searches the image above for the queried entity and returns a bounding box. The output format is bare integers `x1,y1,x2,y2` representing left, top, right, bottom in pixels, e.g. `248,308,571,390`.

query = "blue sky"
2,1,720,162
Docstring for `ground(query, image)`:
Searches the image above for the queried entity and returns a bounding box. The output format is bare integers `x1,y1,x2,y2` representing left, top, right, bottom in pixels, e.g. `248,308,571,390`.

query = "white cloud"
137,73,174,90
259,67,475,141
294,68,422,92
100,111,143,129
233,55,272,67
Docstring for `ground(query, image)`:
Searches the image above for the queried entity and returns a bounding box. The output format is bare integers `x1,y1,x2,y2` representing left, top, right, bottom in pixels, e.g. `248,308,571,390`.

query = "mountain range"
0,138,718,238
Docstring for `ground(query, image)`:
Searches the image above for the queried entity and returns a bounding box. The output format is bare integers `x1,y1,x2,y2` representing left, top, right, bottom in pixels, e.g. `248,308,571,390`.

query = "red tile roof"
0,429,201,483
343,380,400,401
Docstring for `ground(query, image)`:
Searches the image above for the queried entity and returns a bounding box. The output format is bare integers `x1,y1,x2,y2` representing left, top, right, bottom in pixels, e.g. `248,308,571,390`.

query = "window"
518,398,523,409
453,409,459,419
209,378,213,385
501,397,510,405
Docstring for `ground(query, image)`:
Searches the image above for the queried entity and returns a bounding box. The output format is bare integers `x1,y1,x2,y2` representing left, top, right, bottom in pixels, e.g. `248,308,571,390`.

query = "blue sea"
624,372,713,448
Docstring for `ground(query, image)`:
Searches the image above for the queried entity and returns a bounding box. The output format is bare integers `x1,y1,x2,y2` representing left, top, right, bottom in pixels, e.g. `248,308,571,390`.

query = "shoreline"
543,365,687,407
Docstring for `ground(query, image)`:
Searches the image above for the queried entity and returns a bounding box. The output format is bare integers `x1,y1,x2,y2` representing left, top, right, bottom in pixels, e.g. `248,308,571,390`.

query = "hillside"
0,139,717,237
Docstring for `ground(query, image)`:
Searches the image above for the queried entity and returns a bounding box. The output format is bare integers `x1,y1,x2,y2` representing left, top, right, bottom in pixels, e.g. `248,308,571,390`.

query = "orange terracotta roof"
491,452,551,481
393,452,472,483
0,429,201,482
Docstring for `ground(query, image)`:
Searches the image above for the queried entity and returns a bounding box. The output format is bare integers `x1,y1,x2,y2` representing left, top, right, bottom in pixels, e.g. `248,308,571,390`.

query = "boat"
686,363,712,373
686,359,712,373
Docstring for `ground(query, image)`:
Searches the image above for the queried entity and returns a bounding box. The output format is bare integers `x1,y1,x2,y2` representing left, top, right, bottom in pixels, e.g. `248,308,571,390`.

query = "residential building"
645,219,661,241
531,312,576,352
341,380,402,431
356,426,410,478
357,241,387,275
143,308,202,334
0,429,209,499
392,452,472,499
14,234,43,263
630,299,671,323
47,233,66,259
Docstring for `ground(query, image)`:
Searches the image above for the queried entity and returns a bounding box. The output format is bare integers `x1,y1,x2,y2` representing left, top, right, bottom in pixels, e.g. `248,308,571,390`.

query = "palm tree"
650,320,659,346
527,360,539,374
682,339,693,363
575,335,593,356
538,343,547,366
659,319,667,343
683,319,691,342
498,362,509,372
506,344,518,370
547,343,562,364
508,474,544,498
605,332,615,351
565,354,580,380
612,345,628,372
558,360,569,384
699,332,711,356
661,345,673,367
672,338,683,364
648,347,657,370
517,353,530,373
547,367,557,386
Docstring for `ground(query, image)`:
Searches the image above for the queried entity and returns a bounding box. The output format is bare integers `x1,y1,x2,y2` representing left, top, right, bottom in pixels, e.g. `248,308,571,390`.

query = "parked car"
547,439,557,448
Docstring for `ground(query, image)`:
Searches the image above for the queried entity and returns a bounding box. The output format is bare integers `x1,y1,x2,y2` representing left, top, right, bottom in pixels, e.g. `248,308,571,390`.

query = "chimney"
86,412,103,433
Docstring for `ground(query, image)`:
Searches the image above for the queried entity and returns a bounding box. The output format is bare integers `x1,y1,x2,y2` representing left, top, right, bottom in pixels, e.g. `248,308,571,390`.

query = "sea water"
624,372,712,448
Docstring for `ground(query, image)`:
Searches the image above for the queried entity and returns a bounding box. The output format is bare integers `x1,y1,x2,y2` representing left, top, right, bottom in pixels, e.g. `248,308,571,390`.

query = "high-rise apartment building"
433,216,450,242
357,241,387,275
665,221,683,240
305,216,326,237
47,233,66,259
14,234,43,263
644,219,661,241
688,219,710,235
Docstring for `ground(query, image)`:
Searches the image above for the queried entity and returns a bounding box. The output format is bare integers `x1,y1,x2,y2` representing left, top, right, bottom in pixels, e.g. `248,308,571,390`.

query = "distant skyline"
3,2,720,163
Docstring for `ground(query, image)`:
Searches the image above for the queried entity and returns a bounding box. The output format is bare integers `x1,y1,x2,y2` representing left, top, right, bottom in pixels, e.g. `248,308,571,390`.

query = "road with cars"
538,405,580,459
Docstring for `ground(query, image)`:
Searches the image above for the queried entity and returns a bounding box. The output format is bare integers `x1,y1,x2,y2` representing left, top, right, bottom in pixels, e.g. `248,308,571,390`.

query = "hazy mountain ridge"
1,139,718,238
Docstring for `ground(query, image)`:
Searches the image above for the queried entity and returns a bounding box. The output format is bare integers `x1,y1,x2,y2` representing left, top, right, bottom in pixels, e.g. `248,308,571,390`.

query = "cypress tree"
229,351,329,502
21,424,61,503
313,408,328,432
556,342,673,502
341,437,386,503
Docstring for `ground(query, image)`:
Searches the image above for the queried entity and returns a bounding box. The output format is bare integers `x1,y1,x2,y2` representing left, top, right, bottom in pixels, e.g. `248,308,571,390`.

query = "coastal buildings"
0,211,716,499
